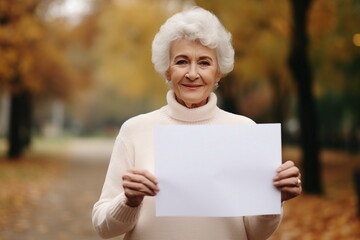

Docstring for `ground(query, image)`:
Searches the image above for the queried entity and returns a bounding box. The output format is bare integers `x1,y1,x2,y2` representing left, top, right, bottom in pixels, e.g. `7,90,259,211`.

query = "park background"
0,0,359,239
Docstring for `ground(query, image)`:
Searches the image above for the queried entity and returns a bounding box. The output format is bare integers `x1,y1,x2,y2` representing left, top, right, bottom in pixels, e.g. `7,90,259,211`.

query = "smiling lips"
181,83,203,90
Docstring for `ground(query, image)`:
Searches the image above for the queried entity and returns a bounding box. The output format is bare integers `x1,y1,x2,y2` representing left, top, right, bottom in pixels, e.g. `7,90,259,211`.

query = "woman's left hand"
273,160,302,202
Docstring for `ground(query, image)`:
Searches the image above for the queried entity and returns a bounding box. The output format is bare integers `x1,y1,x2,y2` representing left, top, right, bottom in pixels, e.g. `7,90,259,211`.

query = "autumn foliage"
1,0,359,144
0,0,76,98
0,1,359,239
0,0,83,157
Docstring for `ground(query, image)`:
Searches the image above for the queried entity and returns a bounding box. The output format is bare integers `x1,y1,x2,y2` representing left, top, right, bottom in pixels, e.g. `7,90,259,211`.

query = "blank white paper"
154,124,282,217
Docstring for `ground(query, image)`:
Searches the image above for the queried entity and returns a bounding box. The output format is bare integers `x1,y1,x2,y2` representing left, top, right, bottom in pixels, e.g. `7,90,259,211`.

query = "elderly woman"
92,7,301,240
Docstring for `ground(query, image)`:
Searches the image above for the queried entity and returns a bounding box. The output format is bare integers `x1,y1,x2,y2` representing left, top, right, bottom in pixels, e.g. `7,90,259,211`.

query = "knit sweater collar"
165,90,218,122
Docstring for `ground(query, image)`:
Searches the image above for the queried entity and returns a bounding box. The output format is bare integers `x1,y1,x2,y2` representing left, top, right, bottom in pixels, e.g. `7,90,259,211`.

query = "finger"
123,174,159,193
273,176,300,187
128,169,159,185
274,166,300,181
276,160,295,172
123,181,157,196
123,171,159,192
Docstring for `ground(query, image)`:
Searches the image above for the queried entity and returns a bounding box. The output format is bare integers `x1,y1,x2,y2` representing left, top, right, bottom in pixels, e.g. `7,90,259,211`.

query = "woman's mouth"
181,84,203,90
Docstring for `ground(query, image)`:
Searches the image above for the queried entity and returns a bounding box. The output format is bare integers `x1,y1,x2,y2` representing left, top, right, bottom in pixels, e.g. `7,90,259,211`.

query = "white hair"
151,7,234,79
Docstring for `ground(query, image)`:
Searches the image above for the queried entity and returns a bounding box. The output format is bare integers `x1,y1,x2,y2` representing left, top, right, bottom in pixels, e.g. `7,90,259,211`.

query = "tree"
66,0,182,131
0,0,76,159
195,0,293,121
288,0,323,194
308,0,360,152
194,0,324,193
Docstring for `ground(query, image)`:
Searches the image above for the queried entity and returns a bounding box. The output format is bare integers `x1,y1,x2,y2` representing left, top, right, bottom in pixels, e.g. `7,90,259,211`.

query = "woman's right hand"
122,168,159,207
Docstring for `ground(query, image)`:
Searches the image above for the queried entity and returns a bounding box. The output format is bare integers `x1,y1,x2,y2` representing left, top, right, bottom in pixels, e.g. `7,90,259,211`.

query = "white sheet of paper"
154,124,281,217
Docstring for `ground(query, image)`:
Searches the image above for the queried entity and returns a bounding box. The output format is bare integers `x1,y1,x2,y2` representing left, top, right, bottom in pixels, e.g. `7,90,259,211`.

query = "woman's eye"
199,61,210,66
176,60,187,65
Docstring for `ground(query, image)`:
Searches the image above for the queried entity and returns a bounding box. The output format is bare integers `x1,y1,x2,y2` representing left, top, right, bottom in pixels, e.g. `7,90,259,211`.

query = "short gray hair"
151,7,234,79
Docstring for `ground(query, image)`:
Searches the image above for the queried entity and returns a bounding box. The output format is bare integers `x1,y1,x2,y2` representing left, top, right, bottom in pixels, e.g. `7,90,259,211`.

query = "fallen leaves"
268,194,360,240
0,155,64,229
268,148,360,240
0,144,359,239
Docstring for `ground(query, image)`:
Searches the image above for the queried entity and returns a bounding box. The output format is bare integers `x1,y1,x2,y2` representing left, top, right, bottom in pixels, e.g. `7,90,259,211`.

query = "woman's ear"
165,69,171,81
216,70,222,82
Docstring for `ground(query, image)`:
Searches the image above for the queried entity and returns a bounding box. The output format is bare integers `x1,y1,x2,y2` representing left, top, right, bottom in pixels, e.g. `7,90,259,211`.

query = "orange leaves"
268,194,360,240
18,15,44,43
268,148,360,240
0,155,63,229
308,0,337,37
197,0,294,115
0,47,18,84
93,1,171,99
0,0,78,99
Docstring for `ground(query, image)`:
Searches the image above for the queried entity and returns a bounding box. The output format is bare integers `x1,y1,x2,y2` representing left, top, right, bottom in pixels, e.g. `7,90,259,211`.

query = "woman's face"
166,39,221,108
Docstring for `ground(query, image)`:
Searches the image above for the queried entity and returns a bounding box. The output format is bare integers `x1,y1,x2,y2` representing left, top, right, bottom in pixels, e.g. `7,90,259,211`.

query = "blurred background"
0,0,359,239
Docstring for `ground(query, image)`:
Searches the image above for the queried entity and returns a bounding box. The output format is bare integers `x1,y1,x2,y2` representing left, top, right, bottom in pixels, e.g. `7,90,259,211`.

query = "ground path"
0,138,116,240
1,139,359,239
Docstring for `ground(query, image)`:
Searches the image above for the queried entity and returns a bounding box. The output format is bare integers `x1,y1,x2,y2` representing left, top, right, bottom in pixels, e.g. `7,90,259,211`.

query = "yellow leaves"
0,47,18,84
17,15,44,43
0,0,78,100
198,0,292,89
0,156,63,229
0,25,19,87
270,17,290,37
353,33,360,47
63,0,177,123
93,0,173,100
308,0,337,38
269,194,360,240
267,148,360,240
308,0,360,97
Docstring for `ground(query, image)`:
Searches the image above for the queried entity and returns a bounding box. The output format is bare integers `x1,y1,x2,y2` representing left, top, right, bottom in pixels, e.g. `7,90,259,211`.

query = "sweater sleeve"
92,124,141,239
243,213,282,240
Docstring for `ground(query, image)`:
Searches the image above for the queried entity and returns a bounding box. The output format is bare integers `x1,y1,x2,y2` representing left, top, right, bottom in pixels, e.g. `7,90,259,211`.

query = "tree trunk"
288,0,323,194
217,74,239,114
7,89,32,159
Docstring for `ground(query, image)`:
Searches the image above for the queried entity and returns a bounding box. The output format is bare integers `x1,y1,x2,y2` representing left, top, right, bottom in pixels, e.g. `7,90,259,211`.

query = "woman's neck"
165,90,218,122
174,95,208,109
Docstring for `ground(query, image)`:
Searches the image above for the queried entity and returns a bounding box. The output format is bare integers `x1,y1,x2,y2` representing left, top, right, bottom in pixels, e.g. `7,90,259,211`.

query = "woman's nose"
186,63,199,80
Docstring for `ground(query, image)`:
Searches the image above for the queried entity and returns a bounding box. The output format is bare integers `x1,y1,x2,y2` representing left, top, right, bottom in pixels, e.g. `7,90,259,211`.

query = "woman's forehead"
170,39,217,59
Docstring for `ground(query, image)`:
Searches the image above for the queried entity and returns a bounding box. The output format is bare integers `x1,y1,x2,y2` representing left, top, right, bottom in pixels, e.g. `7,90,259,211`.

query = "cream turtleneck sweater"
92,91,281,240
